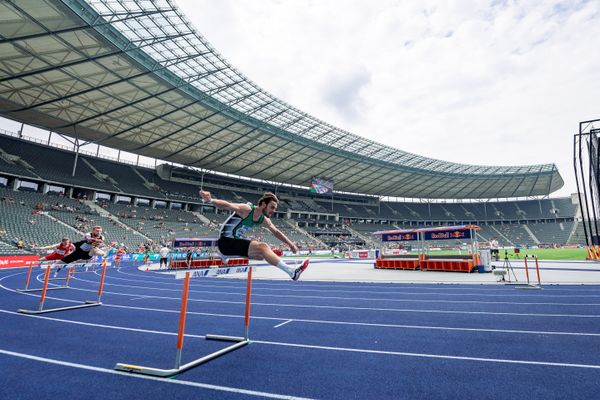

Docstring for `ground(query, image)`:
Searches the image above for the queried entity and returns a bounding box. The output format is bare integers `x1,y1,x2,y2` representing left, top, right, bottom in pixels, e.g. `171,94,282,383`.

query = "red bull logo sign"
425,230,471,241
382,233,417,242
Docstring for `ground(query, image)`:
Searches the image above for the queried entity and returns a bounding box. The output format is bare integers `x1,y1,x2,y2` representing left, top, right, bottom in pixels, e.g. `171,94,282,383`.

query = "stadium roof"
0,0,564,199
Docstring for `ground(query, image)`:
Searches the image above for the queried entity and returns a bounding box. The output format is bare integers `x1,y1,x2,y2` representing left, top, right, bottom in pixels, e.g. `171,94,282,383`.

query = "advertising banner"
382,232,418,242
0,255,40,269
423,229,472,241
172,238,216,248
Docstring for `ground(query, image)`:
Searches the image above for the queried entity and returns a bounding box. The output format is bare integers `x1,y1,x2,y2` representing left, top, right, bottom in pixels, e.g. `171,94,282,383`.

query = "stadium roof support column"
72,134,80,178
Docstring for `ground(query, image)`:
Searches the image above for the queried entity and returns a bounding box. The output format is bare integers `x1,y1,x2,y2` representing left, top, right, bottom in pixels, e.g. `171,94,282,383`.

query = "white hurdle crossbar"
17,261,93,292
115,265,255,377
17,260,110,314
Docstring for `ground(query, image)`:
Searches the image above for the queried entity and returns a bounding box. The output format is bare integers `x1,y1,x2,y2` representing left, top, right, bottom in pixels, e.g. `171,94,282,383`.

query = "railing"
0,130,155,170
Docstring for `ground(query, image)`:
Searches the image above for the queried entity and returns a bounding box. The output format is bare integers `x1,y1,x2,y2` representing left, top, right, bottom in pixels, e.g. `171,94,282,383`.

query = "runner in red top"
36,237,75,261
114,247,125,268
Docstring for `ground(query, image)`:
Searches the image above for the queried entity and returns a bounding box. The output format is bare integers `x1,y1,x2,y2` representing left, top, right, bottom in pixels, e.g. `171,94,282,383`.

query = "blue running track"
1,264,600,399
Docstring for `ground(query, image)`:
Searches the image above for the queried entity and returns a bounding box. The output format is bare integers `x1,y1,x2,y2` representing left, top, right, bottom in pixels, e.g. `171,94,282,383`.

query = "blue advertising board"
382,232,419,242
422,229,472,241
172,238,216,248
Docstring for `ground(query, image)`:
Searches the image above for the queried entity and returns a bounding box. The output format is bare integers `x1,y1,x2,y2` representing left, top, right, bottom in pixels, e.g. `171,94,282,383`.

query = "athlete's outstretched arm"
264,219,299,253
199,190,251,215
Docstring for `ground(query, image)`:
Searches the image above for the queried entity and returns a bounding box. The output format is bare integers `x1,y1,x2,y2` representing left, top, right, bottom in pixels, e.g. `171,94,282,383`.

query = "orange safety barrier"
421,259,473,272
376,257,475,272
374,258,420,270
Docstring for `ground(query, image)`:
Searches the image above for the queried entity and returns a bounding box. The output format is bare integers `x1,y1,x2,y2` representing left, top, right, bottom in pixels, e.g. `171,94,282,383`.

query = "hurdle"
515,254,542,290
17,260,110,314
168,237,249,269
16,262,84,293
115,264,255,377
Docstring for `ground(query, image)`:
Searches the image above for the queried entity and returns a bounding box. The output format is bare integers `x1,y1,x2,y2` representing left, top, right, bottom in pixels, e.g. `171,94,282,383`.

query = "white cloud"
4,1,597,198
174,0,600,197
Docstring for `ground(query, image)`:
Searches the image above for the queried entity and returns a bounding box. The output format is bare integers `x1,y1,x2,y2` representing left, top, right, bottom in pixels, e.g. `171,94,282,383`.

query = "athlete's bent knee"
257,242,270,254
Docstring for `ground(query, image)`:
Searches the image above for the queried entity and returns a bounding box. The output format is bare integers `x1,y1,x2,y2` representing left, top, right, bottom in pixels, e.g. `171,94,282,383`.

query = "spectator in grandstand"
159,244,170,269
490,237,500,261
35,237,75,263
17,239,23,250
199,190,309,280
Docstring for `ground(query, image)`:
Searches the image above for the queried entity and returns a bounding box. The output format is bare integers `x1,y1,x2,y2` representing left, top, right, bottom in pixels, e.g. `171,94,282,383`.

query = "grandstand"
0,130,581,254
0,0,579,257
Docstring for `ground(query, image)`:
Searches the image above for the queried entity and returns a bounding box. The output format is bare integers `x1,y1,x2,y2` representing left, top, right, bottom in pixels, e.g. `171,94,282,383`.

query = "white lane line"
101,273,600,298
4,273,600,320
4,274,600,336
24,270,598,311
253,340,600,370
129,296,148,301
90,272,600,306
0,349,314,400
3,305,600,338
1,312,600,370
274,320,293,329
53,282,600,319
0,308,184,337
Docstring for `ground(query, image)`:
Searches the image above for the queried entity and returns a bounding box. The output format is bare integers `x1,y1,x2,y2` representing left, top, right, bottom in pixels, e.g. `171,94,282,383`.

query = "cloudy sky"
173,0,600,197
2,0,597,198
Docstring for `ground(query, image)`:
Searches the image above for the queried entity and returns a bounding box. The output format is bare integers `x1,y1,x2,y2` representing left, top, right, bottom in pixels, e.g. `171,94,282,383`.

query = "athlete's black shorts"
60,247,92,264
218,236,252,258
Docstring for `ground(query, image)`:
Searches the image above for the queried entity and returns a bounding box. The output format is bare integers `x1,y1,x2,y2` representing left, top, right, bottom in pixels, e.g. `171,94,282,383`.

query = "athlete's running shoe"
292,259,310,281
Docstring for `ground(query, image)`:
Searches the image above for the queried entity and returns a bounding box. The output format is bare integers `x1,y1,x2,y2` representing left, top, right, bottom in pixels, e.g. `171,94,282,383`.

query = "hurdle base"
205,334,246,342
515,285,542,290
114,338,249,377
17,301,101,315
16,286,68,293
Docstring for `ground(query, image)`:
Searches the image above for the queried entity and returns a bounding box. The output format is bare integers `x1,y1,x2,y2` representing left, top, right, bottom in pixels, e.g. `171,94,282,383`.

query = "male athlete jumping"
199,191,310,280
58,226,109,265
36,237,75,262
